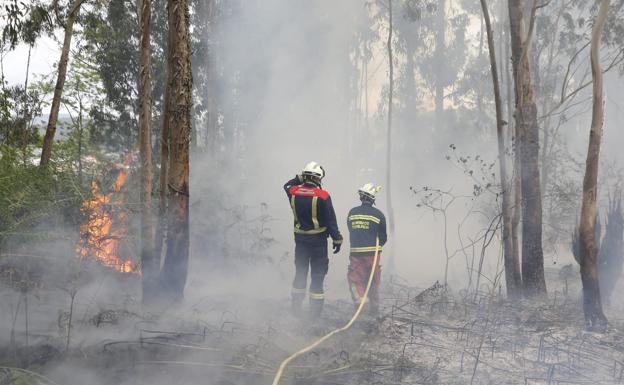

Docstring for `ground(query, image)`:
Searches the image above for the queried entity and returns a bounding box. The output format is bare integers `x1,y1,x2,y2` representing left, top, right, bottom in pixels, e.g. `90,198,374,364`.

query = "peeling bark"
578,0,609,329
139,0,157,303
159,0,192,301
508,0,546,297
481,0,521,299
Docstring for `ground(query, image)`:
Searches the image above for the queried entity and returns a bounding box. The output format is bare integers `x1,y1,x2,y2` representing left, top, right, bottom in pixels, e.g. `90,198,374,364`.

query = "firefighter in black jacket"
284,161,343,318
347,183,387,313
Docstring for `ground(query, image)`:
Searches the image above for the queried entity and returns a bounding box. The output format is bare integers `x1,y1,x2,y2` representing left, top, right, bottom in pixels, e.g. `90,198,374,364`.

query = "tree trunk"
503,12,522,278
364,57,369,136
155,0,175,265
155,85,169,264
205,0,217,153
159,0,192,301
139,0,157,304
540,2,565,227
77,97,83,184
508,0,546,297
578,0,609,329
434,0,446,128
21,44,32,164
385,0,396,272
40,0,85,167
480,0,521,299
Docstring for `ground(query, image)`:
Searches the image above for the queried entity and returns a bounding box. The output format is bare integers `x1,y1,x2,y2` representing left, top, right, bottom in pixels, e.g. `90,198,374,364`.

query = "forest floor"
1,257,623,385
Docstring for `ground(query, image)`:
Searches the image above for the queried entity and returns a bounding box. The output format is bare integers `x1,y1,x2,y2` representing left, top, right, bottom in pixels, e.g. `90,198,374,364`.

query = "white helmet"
302,161,325,179
358,183,381,200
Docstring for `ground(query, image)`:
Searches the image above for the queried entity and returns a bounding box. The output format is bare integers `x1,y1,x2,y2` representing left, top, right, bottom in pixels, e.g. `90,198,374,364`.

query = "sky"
2,37,59,87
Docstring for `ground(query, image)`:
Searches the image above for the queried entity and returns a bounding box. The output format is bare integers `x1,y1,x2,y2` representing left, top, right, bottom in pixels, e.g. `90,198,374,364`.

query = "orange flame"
76,156,138,274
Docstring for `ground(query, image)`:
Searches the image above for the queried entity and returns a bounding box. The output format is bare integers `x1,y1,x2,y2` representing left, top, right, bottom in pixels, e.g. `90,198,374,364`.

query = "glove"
332,242,341,254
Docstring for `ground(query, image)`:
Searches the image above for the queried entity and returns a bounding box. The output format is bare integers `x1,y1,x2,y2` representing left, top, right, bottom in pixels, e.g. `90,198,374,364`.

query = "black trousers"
292,241,329,299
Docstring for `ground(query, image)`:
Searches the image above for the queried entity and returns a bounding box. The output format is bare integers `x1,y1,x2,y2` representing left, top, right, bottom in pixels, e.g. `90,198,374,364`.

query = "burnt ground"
1,260,623,385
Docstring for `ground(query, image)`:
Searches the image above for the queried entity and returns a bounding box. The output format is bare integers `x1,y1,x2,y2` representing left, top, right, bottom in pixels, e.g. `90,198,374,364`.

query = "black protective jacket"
347,202,387,256
284,176,343,245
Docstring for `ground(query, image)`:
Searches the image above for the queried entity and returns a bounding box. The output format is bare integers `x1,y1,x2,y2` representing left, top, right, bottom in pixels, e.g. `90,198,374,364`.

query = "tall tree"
480,0,521,299
385,0,396,271
159,0,192,300
504,6,523,294
508,0,546,297
40,0,87,166
578,0,610,329
434,0,445,127
138,0,157,303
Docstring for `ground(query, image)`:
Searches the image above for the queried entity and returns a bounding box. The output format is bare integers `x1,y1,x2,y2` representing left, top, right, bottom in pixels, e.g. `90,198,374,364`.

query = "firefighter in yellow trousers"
346,183,386,314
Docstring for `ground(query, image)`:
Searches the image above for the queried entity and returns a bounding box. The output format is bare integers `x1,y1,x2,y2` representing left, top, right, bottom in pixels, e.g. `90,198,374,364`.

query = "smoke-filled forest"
1,0,624,384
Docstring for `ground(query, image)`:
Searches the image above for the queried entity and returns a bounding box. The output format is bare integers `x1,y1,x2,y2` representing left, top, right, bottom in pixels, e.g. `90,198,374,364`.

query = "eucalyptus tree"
578,0,610,329
158,0,192,301
40,0,88,167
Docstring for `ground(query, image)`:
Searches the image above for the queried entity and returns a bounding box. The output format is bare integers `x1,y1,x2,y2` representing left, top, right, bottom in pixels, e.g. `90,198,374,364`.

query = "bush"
0,145,84,249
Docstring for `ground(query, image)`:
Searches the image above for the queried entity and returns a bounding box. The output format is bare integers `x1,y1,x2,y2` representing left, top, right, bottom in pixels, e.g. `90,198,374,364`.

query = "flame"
77,155,138,274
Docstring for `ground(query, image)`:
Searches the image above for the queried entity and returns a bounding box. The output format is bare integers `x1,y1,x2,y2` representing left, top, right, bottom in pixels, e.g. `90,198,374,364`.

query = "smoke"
2,1,624,384
190,0,502,297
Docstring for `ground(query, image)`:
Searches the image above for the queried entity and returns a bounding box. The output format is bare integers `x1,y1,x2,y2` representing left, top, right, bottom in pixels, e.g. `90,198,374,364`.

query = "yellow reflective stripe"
294,227,327,234
291,288,306,294
309,292,324,300
333,239,343,244
311,196,319,229
348,215,380,224
350,246,381,253
290,195,298,223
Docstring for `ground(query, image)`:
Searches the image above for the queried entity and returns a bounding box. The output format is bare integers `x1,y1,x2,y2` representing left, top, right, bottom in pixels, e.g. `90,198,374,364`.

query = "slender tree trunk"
21,44,32,164
386,0,396,272
206,0,215,150
540,3,564,222
77,97,83,184
579,0,609,329
139,0,156,304
155,0,175,264
40,0,86,167
434,0,446,128
481,0,521,299
24,45,31,91
504,16,522,282
508,0,546,297
477,12,484,119
156,84,170,263
159,0,192,301
364,57,369,136
0,47,5,88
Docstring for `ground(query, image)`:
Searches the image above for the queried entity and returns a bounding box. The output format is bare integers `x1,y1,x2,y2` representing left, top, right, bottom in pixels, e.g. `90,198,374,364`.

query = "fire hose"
271,237,381,385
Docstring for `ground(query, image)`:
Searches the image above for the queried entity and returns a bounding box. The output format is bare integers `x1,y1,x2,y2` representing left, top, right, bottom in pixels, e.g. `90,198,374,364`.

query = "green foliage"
1,0,52,48
0,84,43,150
81,0,169,150
0,145,84,249
82,0,140,149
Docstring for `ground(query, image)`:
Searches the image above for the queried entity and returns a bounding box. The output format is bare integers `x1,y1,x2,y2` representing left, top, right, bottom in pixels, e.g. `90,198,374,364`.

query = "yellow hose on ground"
271,237,381,385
